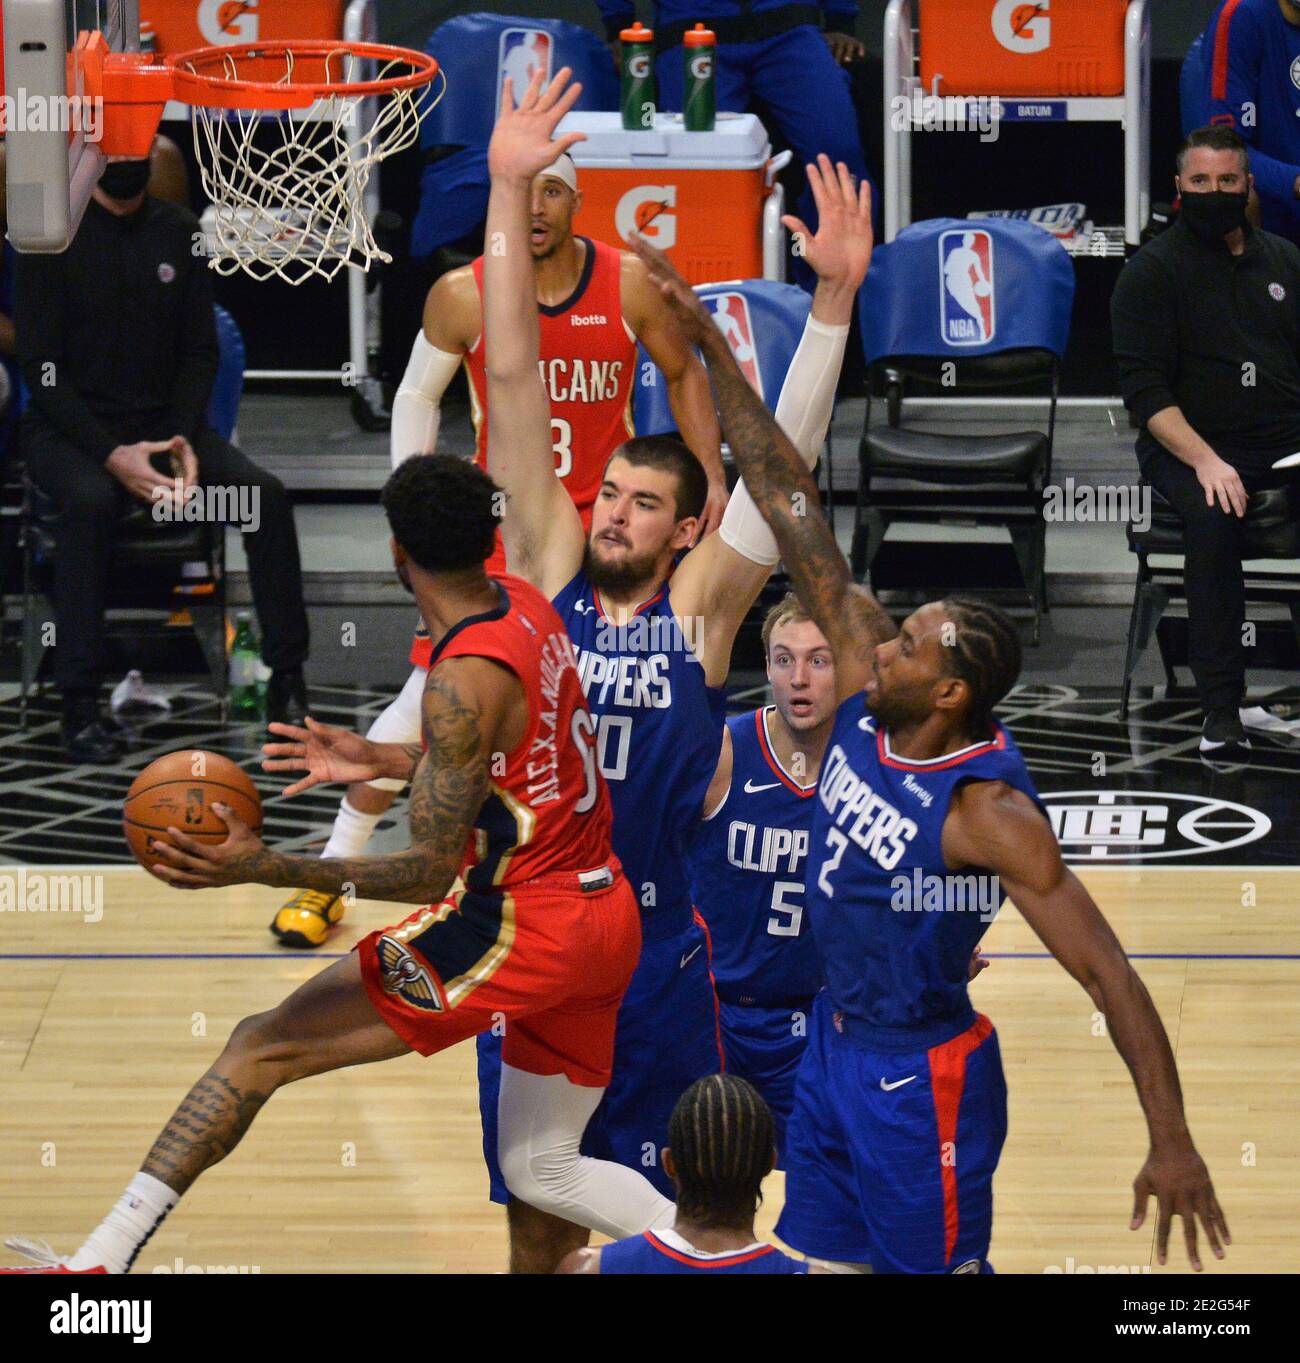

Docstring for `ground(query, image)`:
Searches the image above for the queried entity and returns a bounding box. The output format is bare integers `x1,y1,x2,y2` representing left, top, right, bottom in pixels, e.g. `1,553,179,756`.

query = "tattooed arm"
630,232,894,703
152,657,525,902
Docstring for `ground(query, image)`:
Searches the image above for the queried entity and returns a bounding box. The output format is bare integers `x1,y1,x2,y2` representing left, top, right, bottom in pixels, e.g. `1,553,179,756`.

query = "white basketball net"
184,49,443,285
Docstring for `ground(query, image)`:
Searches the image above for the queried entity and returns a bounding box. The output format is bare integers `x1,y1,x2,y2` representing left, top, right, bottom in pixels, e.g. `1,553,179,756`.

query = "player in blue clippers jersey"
559,1075,811,1274
633,212,1231,1274
686,594,989,1162
472,72,872,1271
685,595,830,1159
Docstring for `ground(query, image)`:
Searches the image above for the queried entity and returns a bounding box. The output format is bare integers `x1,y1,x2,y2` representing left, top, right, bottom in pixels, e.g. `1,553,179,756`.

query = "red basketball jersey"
431,573,615,891
411,236,636,669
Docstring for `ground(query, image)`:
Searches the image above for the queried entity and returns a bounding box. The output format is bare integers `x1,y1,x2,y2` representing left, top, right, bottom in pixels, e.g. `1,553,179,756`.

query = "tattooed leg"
142,952,409,1195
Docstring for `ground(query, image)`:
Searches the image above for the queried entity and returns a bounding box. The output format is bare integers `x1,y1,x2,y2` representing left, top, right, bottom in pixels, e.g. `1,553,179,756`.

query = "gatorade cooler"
560,111,778,285
919,0,1129,97
139,1,346,53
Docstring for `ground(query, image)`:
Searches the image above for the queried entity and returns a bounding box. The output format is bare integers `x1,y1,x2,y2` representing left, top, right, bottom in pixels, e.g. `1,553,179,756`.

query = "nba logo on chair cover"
705,293,764,398
497,29,553,113
939,229,996,346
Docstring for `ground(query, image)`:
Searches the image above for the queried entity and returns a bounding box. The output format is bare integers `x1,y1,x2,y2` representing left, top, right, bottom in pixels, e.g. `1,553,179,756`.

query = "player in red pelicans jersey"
1,454,676,1275
268,152,727,949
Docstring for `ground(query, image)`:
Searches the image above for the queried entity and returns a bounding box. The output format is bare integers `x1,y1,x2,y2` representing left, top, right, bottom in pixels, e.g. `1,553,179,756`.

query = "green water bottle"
621,21,656,130
229,611,261,718
683,22,716,132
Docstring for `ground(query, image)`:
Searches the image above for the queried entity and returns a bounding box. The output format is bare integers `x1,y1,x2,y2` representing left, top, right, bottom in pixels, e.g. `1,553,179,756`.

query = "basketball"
122,751,262,875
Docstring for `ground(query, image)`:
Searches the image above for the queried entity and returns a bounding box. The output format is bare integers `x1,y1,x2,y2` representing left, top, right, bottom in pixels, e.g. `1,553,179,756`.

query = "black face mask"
99,159,151,202
1179,189,1249,244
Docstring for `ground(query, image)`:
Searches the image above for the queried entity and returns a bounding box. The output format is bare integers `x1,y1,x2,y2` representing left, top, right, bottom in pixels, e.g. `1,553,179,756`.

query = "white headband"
536,153,578,192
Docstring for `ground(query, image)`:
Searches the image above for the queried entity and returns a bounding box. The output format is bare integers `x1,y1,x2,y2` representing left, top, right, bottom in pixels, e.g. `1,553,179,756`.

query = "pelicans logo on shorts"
939,229,996,346
376,936,445,1012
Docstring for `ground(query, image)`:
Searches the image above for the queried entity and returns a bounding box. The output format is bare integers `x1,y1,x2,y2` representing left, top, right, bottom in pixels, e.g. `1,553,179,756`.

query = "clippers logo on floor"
939,229,996,346
1045,791,1271,861
705,292,763,397
498,29,553,113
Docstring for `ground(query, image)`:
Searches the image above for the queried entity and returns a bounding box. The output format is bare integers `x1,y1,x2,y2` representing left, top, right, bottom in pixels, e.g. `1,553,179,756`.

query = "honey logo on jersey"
939,229,996,346
705,293,763,397
615,184,678,251
497,29,553,115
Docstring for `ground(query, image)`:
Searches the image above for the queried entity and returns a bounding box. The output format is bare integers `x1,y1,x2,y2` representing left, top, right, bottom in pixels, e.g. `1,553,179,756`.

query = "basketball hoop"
82,35,443,282
168,41,444,283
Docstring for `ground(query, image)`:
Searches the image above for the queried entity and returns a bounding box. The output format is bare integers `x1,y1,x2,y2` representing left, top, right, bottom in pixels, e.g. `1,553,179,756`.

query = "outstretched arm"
150,657,519,905
945,782,1230,1271
483,69,588,599
632,168,893,700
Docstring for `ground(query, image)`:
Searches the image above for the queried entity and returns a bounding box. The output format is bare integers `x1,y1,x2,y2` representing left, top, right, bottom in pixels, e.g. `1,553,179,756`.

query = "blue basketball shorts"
776,992,1007,1273
715,998,813,1166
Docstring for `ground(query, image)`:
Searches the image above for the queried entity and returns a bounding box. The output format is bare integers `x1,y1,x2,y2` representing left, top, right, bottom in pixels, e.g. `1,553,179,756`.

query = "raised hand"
487,66,587,184
781,154,874,294
262,717,388,797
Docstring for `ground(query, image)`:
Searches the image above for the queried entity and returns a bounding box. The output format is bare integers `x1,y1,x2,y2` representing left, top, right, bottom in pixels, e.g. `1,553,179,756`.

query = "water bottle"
621,21,656,130
683,23,716,132
229,611,261,718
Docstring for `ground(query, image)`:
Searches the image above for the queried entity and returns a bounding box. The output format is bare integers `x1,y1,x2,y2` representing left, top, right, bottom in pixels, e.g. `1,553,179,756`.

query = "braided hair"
937,596,1022,737
667,1074,776,1229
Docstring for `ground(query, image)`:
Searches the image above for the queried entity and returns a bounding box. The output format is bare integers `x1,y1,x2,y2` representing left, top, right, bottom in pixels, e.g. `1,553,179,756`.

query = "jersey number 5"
767,880,804,937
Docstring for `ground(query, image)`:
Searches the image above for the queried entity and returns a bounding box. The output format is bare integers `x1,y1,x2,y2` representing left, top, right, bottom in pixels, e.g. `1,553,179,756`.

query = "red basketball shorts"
357,864,640,1087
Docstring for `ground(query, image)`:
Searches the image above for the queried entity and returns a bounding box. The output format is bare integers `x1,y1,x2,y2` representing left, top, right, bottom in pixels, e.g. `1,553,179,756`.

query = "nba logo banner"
939,229,996,346
705,293,763,397
497,29,553,114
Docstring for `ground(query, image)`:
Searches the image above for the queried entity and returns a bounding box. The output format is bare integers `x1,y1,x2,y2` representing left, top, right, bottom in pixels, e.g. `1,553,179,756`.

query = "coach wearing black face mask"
15,154,311,762
1111,125,1300,757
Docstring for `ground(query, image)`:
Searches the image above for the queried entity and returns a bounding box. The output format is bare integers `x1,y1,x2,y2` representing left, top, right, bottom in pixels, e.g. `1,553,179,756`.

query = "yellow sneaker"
270,889,346,948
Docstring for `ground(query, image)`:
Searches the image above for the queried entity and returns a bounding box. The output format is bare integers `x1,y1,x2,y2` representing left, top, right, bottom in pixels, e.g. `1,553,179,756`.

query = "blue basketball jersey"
808,695,1046,1049
686,706,823,1004
599,1230,809,1274
554,569,728,935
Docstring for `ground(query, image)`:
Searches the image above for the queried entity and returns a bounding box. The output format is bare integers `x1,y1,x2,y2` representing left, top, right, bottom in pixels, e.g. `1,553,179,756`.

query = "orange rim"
166,39,440,110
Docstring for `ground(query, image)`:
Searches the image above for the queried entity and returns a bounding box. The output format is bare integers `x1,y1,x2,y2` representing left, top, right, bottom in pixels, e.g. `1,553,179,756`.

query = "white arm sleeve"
389,330,463,470
719,316,850,565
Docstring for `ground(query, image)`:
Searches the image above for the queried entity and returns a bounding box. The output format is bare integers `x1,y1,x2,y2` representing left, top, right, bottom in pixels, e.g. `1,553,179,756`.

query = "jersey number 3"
551,418,572,478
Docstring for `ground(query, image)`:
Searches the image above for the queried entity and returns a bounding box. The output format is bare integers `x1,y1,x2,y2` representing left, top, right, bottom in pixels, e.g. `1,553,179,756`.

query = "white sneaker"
110,670,172,714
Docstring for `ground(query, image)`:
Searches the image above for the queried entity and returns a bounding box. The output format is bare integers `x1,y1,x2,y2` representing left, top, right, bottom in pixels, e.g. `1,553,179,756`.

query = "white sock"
321,797,383,860
67,1171,178,1274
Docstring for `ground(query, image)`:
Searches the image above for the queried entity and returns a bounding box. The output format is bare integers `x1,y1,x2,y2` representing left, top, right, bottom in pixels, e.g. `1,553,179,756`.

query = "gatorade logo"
628,54,651,80
616,184,677,250
689,52,713,80
992,0,1051,55
198,0,259,45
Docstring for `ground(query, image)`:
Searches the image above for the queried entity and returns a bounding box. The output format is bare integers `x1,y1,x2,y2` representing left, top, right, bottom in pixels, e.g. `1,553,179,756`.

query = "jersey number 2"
817,828,849,898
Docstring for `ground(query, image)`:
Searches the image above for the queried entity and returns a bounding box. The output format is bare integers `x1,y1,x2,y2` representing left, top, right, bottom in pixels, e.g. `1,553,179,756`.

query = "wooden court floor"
1,865,1296,1274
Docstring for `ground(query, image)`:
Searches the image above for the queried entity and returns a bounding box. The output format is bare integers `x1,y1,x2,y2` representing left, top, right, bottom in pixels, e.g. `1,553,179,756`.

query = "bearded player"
2,448,684,1275
478,70,871,1271
270,149,726,949
634,217,1230,1273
